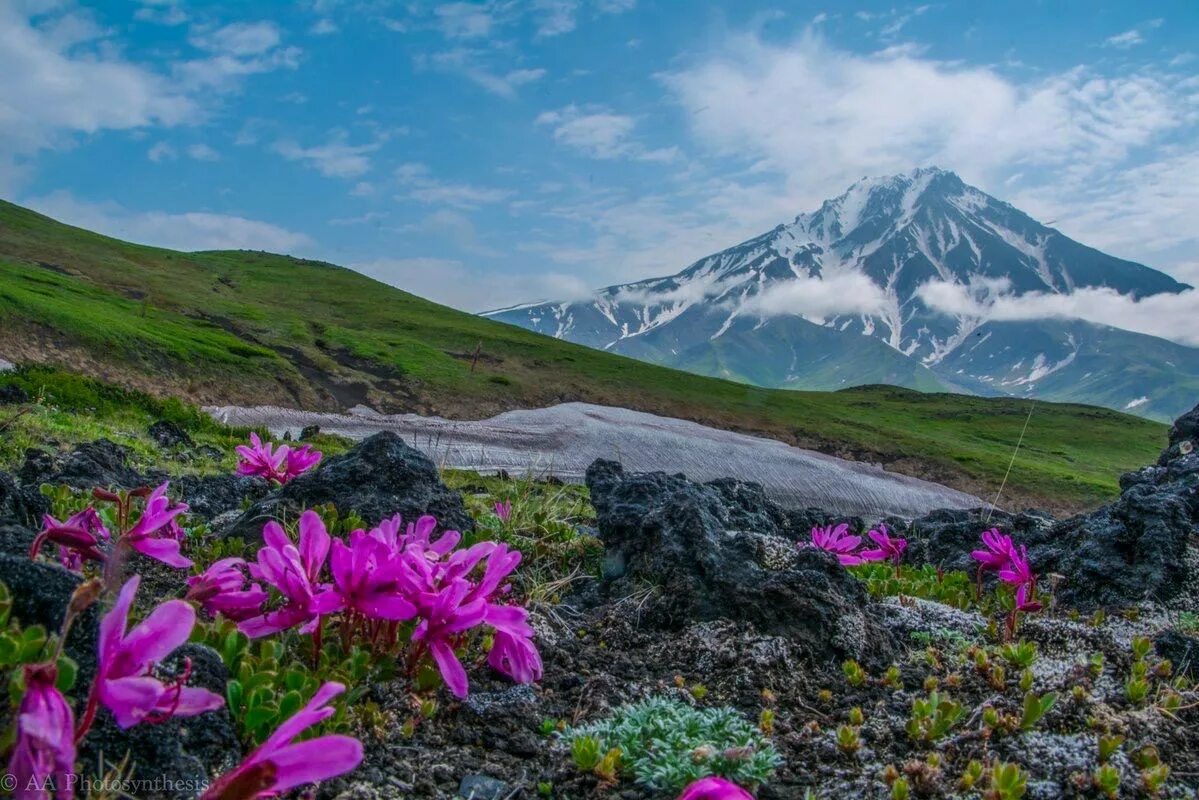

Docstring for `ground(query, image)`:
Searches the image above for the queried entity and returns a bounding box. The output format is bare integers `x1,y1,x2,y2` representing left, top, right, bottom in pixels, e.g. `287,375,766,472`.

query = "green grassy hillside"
0,199,1169,511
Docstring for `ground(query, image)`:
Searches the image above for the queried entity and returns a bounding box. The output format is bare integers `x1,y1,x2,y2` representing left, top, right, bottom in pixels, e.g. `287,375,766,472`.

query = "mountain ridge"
485,167,1195,420
0,196,1168,511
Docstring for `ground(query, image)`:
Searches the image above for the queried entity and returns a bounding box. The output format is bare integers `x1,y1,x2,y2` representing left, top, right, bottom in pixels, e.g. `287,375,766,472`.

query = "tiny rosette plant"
567,697,780,793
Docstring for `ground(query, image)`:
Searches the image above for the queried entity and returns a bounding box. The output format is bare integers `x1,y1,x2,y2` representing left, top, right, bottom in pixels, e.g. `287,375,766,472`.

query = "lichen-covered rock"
225,431,473,540
585,459,897,667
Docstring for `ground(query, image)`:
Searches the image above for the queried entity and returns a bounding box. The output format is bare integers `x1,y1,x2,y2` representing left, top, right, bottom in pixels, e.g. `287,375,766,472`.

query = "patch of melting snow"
205,401,984,519
0,358,13,372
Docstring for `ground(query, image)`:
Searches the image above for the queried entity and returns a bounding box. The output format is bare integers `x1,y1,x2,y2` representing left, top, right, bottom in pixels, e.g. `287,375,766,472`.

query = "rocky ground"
0,387,1196,799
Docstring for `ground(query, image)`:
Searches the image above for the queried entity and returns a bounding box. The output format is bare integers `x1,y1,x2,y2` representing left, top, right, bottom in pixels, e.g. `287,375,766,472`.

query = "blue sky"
3,0,1198,311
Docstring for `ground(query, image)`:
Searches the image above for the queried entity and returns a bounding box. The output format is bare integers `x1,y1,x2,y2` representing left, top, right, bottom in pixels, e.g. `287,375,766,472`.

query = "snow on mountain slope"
486,167,1195,420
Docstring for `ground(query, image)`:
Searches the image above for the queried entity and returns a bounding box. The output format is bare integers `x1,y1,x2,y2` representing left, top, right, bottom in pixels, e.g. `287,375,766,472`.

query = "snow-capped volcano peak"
484,169,1195,421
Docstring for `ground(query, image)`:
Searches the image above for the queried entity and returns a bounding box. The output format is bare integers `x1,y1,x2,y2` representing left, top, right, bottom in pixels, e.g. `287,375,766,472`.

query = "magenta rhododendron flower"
94,576,224,729
970,528,1017,574
239,512,342,638
186,558,267,622
329,531,416,621
235,433,287,483
7,663,76,800
493,500,512,522
676,776,754,800
199,682,362,799
222,509,540,698
123,482,192,569
32,509,109,571
283,444,321,482
806,523,864,566
860,524,907,565
236,434,321,484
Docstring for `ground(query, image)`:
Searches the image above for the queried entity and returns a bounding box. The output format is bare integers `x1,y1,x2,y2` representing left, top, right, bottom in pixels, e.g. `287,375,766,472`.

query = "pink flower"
32,509,109,571
199,682,362,799
329,532,416,621
7,664,76,800
235,433,287,484
186,558,268,622
123,482,192,569
493,500,512,522
997,545,1034,588
676,776,754,800
236,434,321,485
807,523,864,566
487,627,543,683
239,512,342,638
411,578,487,698
970,528,1017,574
95,576,224,729
1015,581,1042,613
282,444,321,482
859,524,907,565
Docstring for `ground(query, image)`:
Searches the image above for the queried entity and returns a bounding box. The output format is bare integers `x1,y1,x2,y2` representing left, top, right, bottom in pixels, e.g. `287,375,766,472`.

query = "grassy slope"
0,200,1168,511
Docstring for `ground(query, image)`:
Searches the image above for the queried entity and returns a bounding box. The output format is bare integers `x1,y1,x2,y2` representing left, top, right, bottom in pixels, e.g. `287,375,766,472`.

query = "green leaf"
19,625,48,662
243,704,279,732
54,655,78,693
278,690,303,720
226,679,243,711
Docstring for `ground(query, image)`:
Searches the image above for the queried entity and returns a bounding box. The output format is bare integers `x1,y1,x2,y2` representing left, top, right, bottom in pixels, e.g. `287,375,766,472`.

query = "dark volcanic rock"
149,419,194,448
1155,629,1199,679
900,400,1199,610
225,432,473,540
900,507,1053,574
0,383,29,404
170,474,270,520
19,439,144,490
0,551,100,691
0,470,34,526
78,643,242,799
300,424,321,440
585,459,897,667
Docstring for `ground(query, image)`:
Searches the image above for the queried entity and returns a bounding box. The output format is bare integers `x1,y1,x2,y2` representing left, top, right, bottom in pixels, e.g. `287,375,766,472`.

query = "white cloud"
395,162,512,208
24,191,313,254
310,18,339,35
664,32,1191,206
533,0,578,37
743,272,889,323
354,257,593,311
434,3,495,39
134,0,188,26
421,49,546,98
0,2,196,189
273,134,379,178
148,142,177,162
186,143,220,161
536,104,677,161
917,278,1199,347
189,21,282,57
1104,19,1162,49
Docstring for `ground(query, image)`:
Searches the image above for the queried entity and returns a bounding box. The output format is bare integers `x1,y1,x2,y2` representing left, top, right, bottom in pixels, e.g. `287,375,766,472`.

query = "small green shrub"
565,696,781,792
